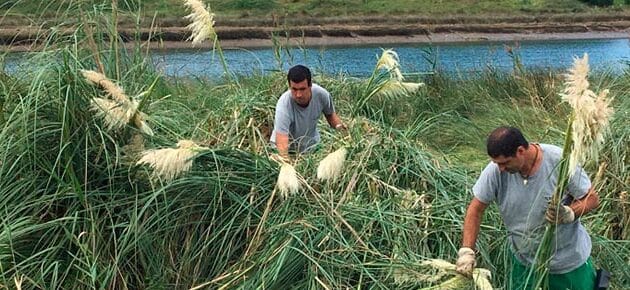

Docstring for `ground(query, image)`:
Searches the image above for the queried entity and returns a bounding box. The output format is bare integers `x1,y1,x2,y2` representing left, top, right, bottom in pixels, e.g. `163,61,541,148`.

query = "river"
4,38,629,78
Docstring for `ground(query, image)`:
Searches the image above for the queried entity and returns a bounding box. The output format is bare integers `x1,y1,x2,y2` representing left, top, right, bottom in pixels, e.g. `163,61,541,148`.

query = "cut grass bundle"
392,259,493,289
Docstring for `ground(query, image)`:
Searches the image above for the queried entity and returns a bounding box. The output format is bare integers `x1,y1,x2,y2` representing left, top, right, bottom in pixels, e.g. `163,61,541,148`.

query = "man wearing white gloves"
457,126,600,289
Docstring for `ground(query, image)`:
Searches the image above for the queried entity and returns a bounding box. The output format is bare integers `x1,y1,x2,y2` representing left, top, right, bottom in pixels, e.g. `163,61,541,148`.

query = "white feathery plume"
82,69,154,136
377,80,424,98
317,148,347,182
82,70,129,103
376,49,404,81
136,140,208,181
560,54,613,175
183,0,216,45
277,163,300,198
90,97,139,131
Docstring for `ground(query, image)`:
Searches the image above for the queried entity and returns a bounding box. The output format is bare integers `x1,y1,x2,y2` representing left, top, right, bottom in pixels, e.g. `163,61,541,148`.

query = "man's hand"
456,247,476,277
545,204,575,224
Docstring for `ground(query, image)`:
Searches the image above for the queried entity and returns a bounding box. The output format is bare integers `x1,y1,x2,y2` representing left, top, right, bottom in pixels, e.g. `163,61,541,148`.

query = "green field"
1,1,629,289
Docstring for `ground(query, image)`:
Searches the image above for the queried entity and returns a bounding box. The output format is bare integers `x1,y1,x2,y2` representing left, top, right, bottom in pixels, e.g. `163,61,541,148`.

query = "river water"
4,38,629,78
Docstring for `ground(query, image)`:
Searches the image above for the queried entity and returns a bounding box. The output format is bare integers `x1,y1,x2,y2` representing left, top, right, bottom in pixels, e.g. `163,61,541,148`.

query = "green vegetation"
0,1,629,290
1,0,629,20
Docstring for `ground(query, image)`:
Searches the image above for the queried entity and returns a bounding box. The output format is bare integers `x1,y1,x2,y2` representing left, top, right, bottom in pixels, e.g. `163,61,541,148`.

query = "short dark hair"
287,65,312,86
486,126,529,158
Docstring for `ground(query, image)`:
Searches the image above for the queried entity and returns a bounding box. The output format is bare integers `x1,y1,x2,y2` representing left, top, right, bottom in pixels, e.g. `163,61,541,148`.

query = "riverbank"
3,31,628,52
1,12,629,52
161,31,630,49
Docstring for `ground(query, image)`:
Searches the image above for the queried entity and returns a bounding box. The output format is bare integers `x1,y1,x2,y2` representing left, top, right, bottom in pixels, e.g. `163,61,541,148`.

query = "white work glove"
335,123,348,132
545,204,575,224
456,247,476,277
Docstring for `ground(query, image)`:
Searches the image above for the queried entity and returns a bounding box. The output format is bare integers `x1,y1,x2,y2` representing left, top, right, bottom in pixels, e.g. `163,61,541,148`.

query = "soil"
1,14,629,51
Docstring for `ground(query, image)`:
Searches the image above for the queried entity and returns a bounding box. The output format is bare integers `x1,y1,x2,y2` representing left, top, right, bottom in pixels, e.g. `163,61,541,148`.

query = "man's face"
490,146,526,174
289,79,312,106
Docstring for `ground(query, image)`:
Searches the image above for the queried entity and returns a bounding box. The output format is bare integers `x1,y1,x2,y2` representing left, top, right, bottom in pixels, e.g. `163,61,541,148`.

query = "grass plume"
82,69,153,135
561,54,614,175
183,0,216,45
317,148,347,182
376,49,404,81
277,163,300,198
136,140,208,181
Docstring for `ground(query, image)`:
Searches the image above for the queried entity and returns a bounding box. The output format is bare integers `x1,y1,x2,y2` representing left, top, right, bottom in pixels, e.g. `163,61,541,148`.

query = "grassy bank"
1,2,629,290
2,0,630,18
1,0,630,26
2,0,630,49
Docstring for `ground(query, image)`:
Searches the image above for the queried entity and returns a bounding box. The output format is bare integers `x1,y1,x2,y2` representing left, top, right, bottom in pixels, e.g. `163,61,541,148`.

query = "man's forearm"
275,133,290,159
570,187,600,217
462,198,486,249
326,112,343,128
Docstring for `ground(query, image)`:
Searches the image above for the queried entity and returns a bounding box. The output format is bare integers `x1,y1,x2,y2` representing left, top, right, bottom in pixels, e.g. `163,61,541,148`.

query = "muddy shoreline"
1,20,628,52
169,31,630,50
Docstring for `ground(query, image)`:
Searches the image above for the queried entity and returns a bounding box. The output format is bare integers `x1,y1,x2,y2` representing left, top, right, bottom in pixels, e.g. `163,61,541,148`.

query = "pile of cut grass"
0,3,629,289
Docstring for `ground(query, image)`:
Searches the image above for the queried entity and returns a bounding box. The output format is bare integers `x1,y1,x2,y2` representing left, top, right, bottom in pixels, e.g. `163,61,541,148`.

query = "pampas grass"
379,80,424,98
82,69,128,103
277,163,300,198
183,0,216,45
90,97,139,131
374,49,424,98
560,54,613,175
136,140,208,181
376,49,404,81
182,0,234,82
533,53,613,287
317,148,347,182
82,69,153,135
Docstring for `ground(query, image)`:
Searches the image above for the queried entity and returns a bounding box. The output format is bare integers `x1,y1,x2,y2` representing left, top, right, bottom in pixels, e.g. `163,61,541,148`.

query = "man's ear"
516,145,527,156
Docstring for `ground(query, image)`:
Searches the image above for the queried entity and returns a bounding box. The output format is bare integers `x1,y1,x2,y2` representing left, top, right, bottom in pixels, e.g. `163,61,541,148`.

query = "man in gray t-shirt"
271,65,346,158
456,126,600,290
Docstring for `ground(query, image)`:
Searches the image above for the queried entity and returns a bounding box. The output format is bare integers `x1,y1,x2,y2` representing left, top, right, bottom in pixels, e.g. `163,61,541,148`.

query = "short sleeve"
472,163,500,204
322,91,335,115
274,98,292,134
566,165,592,200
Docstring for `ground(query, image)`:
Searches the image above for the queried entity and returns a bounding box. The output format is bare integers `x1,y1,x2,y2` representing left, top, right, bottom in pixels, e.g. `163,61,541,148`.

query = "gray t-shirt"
473,144,592,274
270,83,335,153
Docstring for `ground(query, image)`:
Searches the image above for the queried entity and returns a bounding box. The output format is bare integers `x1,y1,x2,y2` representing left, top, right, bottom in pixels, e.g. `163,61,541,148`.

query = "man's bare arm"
569,187,600,218
462,197,488,249
325,112,345,129
275,132,290,159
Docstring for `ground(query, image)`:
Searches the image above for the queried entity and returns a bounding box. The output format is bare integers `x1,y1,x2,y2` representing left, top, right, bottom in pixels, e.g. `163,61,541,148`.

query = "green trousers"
510,256,596,290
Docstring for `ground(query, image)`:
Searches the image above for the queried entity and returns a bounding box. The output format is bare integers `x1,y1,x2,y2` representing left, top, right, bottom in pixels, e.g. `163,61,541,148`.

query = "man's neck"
521,143,540,177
